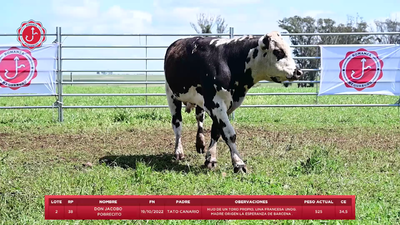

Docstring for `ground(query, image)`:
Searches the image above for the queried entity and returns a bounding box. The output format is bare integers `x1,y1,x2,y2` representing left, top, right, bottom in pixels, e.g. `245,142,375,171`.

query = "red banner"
45,195,355,220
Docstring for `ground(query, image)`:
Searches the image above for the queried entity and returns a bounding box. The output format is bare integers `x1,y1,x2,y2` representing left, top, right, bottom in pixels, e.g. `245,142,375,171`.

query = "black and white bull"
164,31,302,173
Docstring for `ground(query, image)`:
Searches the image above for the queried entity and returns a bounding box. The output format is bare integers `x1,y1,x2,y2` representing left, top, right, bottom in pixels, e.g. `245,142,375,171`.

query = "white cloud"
154,6,221,25
48,0,326,73
48,0,157,73
170,7,202,23
154,0,260,7
103,6,152,33
194,0,261,6
223,7,285,35
303,10,334,19
53,0,100,20
152,1,282,35
390,12,400,21
51,0,152,34
366,11,400,32
151,0,261,35
287,8,334,19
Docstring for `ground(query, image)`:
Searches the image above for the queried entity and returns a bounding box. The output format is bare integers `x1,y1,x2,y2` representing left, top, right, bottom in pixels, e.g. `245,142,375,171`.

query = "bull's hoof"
204,159,218,169
196,145,205,154
175,153,185,161
233,165,247,173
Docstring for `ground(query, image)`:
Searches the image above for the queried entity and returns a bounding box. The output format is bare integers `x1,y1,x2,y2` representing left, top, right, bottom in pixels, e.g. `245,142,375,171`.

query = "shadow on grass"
99,153,207,174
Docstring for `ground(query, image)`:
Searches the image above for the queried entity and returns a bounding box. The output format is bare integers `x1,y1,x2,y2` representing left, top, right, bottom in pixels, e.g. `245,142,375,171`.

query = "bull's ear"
260,35,270,50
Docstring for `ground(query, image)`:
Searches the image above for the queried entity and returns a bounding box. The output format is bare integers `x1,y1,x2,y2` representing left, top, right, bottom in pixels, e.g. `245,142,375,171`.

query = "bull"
164,31,302,173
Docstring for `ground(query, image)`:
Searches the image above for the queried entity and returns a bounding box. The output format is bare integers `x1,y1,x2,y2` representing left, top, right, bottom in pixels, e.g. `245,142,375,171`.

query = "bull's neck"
245,46,266,85
225,37,260,91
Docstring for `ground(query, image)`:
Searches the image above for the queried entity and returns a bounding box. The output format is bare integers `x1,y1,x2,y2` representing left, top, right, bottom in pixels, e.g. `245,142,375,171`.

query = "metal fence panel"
0,28,400,122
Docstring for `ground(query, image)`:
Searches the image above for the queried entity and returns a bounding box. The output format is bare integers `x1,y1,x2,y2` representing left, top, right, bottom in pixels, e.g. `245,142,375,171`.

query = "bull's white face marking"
247,31,297,83
175,86,204,108
210,35,252,47
267,33,297,79
245,48,269,83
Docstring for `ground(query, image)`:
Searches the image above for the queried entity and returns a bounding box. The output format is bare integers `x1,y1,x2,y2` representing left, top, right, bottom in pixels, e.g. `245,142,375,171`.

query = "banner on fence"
0,43,57,95
318,45,400,96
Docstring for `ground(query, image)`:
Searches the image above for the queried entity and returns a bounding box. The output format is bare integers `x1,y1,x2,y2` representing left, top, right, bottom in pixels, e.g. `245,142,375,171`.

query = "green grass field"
1,83,400,224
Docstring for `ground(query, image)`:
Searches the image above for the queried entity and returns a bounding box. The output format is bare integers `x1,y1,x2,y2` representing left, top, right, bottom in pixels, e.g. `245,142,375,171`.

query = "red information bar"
45,195,355,220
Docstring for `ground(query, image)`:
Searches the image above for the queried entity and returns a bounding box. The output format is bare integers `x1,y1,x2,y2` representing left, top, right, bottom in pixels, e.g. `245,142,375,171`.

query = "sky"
0,0,399,74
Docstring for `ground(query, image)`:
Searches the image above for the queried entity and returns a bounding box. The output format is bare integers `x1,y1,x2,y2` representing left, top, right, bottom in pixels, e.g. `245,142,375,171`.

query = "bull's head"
258,31,303,83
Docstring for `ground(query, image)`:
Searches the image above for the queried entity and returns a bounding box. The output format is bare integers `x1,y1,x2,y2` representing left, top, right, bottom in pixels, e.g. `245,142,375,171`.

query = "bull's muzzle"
294,68,303,78
288,68,303,81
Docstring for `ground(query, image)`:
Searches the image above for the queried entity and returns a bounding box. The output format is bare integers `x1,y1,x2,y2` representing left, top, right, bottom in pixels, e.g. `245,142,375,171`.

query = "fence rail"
1,27,400,122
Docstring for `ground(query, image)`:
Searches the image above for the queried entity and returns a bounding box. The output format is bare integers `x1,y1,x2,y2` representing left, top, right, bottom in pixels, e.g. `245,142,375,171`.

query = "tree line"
190,14,400,86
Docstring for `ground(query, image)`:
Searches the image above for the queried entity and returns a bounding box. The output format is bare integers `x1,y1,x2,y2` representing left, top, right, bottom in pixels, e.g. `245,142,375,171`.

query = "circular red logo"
0,47,38,90
17,20,46,49
339,48,384,91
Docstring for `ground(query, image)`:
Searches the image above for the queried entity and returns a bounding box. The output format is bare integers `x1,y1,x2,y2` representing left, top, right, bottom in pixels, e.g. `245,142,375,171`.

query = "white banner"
319,45,400,96
0,43,58,95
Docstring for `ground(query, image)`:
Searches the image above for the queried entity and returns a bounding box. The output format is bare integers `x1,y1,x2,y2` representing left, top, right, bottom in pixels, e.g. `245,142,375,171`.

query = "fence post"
315,47,322,104
145,35,148,105
229,27,235,121
57,27,64,122
315,73,319,104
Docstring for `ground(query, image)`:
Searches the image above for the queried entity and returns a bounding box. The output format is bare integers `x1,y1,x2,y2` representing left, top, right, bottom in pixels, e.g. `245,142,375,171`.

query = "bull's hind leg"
166,85,184,160
195,106,206,154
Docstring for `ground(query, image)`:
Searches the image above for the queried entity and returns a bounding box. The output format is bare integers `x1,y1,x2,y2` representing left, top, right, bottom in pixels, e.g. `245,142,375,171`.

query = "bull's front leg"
204,96,247,173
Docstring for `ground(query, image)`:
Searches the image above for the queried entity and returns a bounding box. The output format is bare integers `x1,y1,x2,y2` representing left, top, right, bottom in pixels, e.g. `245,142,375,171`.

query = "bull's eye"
273,49,286,61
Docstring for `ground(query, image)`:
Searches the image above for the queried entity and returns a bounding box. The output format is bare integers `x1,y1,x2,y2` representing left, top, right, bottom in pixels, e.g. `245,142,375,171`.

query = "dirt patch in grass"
236,125,400,152
0,126,399,162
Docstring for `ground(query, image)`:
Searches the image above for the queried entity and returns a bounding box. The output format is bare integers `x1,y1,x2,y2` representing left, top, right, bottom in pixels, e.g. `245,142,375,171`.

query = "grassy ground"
0,84,400,224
